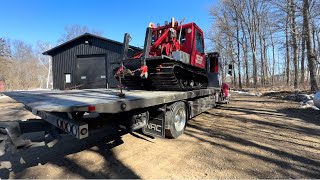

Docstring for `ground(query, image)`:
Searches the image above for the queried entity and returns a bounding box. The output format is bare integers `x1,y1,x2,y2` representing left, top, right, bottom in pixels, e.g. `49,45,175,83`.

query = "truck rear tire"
165,101,187,139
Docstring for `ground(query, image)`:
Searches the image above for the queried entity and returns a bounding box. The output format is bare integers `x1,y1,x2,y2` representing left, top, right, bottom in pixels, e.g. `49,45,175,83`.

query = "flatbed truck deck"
4,88,219,113
1,88,225,153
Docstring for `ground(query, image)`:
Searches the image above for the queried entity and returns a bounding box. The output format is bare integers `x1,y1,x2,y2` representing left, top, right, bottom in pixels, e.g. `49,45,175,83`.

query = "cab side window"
196,30,204,53
178,28,186,44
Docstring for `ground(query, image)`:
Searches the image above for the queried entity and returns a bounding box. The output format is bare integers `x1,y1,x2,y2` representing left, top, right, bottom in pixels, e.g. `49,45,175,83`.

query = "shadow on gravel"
277,107,320,126
219,106,285,117
231,99,289,104
0,129,141,179
217,107,320,137
184,105,320,178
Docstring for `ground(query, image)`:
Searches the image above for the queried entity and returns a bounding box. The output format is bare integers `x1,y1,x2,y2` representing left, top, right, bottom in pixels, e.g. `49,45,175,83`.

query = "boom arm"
150,28,171,52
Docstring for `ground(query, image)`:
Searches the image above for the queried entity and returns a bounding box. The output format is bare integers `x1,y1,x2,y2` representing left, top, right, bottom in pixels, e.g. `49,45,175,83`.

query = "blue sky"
0,0,216,48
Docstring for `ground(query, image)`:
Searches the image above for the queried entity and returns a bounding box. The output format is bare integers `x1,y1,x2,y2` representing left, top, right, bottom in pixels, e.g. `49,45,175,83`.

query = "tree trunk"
244,37,249,87
317,29,320,64
263,34,268,86
270,27,276,86
312,25,317,60
250,0,258,88
229,42,237,87
303,0,319,91
259,30,265,87
236,19,242,89
252,41,258,88
290,0,299,89
285,7,291,86
239,16,249,87
316,29,320,79
301,31,305,86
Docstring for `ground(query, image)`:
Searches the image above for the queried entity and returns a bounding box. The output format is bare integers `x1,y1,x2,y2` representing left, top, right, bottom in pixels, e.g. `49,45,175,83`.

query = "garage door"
76,55,107,89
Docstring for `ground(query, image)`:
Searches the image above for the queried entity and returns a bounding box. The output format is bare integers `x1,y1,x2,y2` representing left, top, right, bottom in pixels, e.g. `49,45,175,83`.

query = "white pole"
46,56,51,89
46,45,52,89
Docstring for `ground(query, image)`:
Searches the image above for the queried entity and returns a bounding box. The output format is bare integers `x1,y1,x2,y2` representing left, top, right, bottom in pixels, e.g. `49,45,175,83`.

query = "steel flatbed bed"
4,88,218,113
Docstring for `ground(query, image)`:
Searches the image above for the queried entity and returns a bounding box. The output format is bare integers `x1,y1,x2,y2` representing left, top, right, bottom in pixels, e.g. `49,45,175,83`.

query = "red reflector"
88,106,96,112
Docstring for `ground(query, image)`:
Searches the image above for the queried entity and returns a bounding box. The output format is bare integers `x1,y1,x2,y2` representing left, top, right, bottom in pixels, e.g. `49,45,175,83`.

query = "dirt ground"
0,92,320,179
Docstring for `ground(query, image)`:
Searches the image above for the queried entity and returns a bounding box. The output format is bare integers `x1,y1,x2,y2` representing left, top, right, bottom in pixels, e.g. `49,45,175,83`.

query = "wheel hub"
174,107,186,131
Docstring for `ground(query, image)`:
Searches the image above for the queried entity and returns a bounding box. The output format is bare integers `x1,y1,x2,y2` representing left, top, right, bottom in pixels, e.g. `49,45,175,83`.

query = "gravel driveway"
0,92,320,178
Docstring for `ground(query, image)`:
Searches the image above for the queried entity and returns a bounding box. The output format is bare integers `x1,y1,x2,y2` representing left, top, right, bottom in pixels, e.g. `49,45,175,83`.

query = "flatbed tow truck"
0,87,226,153
0,19,231,153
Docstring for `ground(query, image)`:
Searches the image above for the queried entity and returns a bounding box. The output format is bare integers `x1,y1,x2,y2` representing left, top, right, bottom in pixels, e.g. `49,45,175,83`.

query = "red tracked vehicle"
116,18,212,91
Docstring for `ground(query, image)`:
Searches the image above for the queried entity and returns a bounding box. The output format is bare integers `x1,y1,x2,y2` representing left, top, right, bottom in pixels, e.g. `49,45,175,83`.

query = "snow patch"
297,92,319,110
231,90,262,97
233,89,319,110
299,99,319,110
12,88,50,91
314,91,320,110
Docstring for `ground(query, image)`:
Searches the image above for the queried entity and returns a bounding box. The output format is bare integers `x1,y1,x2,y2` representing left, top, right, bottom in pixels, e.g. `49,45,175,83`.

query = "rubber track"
120,62,208,91
149,62,208,91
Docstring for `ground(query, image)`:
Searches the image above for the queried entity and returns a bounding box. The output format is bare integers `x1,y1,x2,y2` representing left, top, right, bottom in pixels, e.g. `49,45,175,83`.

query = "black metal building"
43,33,141,90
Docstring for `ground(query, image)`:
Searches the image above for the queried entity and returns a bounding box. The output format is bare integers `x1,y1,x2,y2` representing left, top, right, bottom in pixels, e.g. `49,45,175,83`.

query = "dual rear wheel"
165,102,187,139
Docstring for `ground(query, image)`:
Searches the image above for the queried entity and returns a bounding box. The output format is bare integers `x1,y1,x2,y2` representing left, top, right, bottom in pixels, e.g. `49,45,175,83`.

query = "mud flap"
142,108,166,138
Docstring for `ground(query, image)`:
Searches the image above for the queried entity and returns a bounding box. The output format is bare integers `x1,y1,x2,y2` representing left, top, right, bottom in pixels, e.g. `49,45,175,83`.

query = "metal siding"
51,36,139,90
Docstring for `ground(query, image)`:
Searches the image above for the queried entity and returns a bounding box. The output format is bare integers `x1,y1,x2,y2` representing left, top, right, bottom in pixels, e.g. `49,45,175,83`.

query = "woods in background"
209,0,320,91
1,4,320,92
0,25,103,90
0,38,48,90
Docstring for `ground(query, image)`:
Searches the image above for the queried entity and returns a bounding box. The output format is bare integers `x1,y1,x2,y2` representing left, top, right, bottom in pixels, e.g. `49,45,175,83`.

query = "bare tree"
285,0,291,86
290,0,299,89
0,38,11,58
2,40,47,90
37,41,53,89
0,38,11,79
58,24,103,44
268,19,276,86
239,11,250,87
209,0,319,90
301,26,306,85
303,0,319,91
235,16,242,89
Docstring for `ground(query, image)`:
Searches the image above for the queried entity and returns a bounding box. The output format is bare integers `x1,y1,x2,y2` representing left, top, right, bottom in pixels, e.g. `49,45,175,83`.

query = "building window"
65,73,71,83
